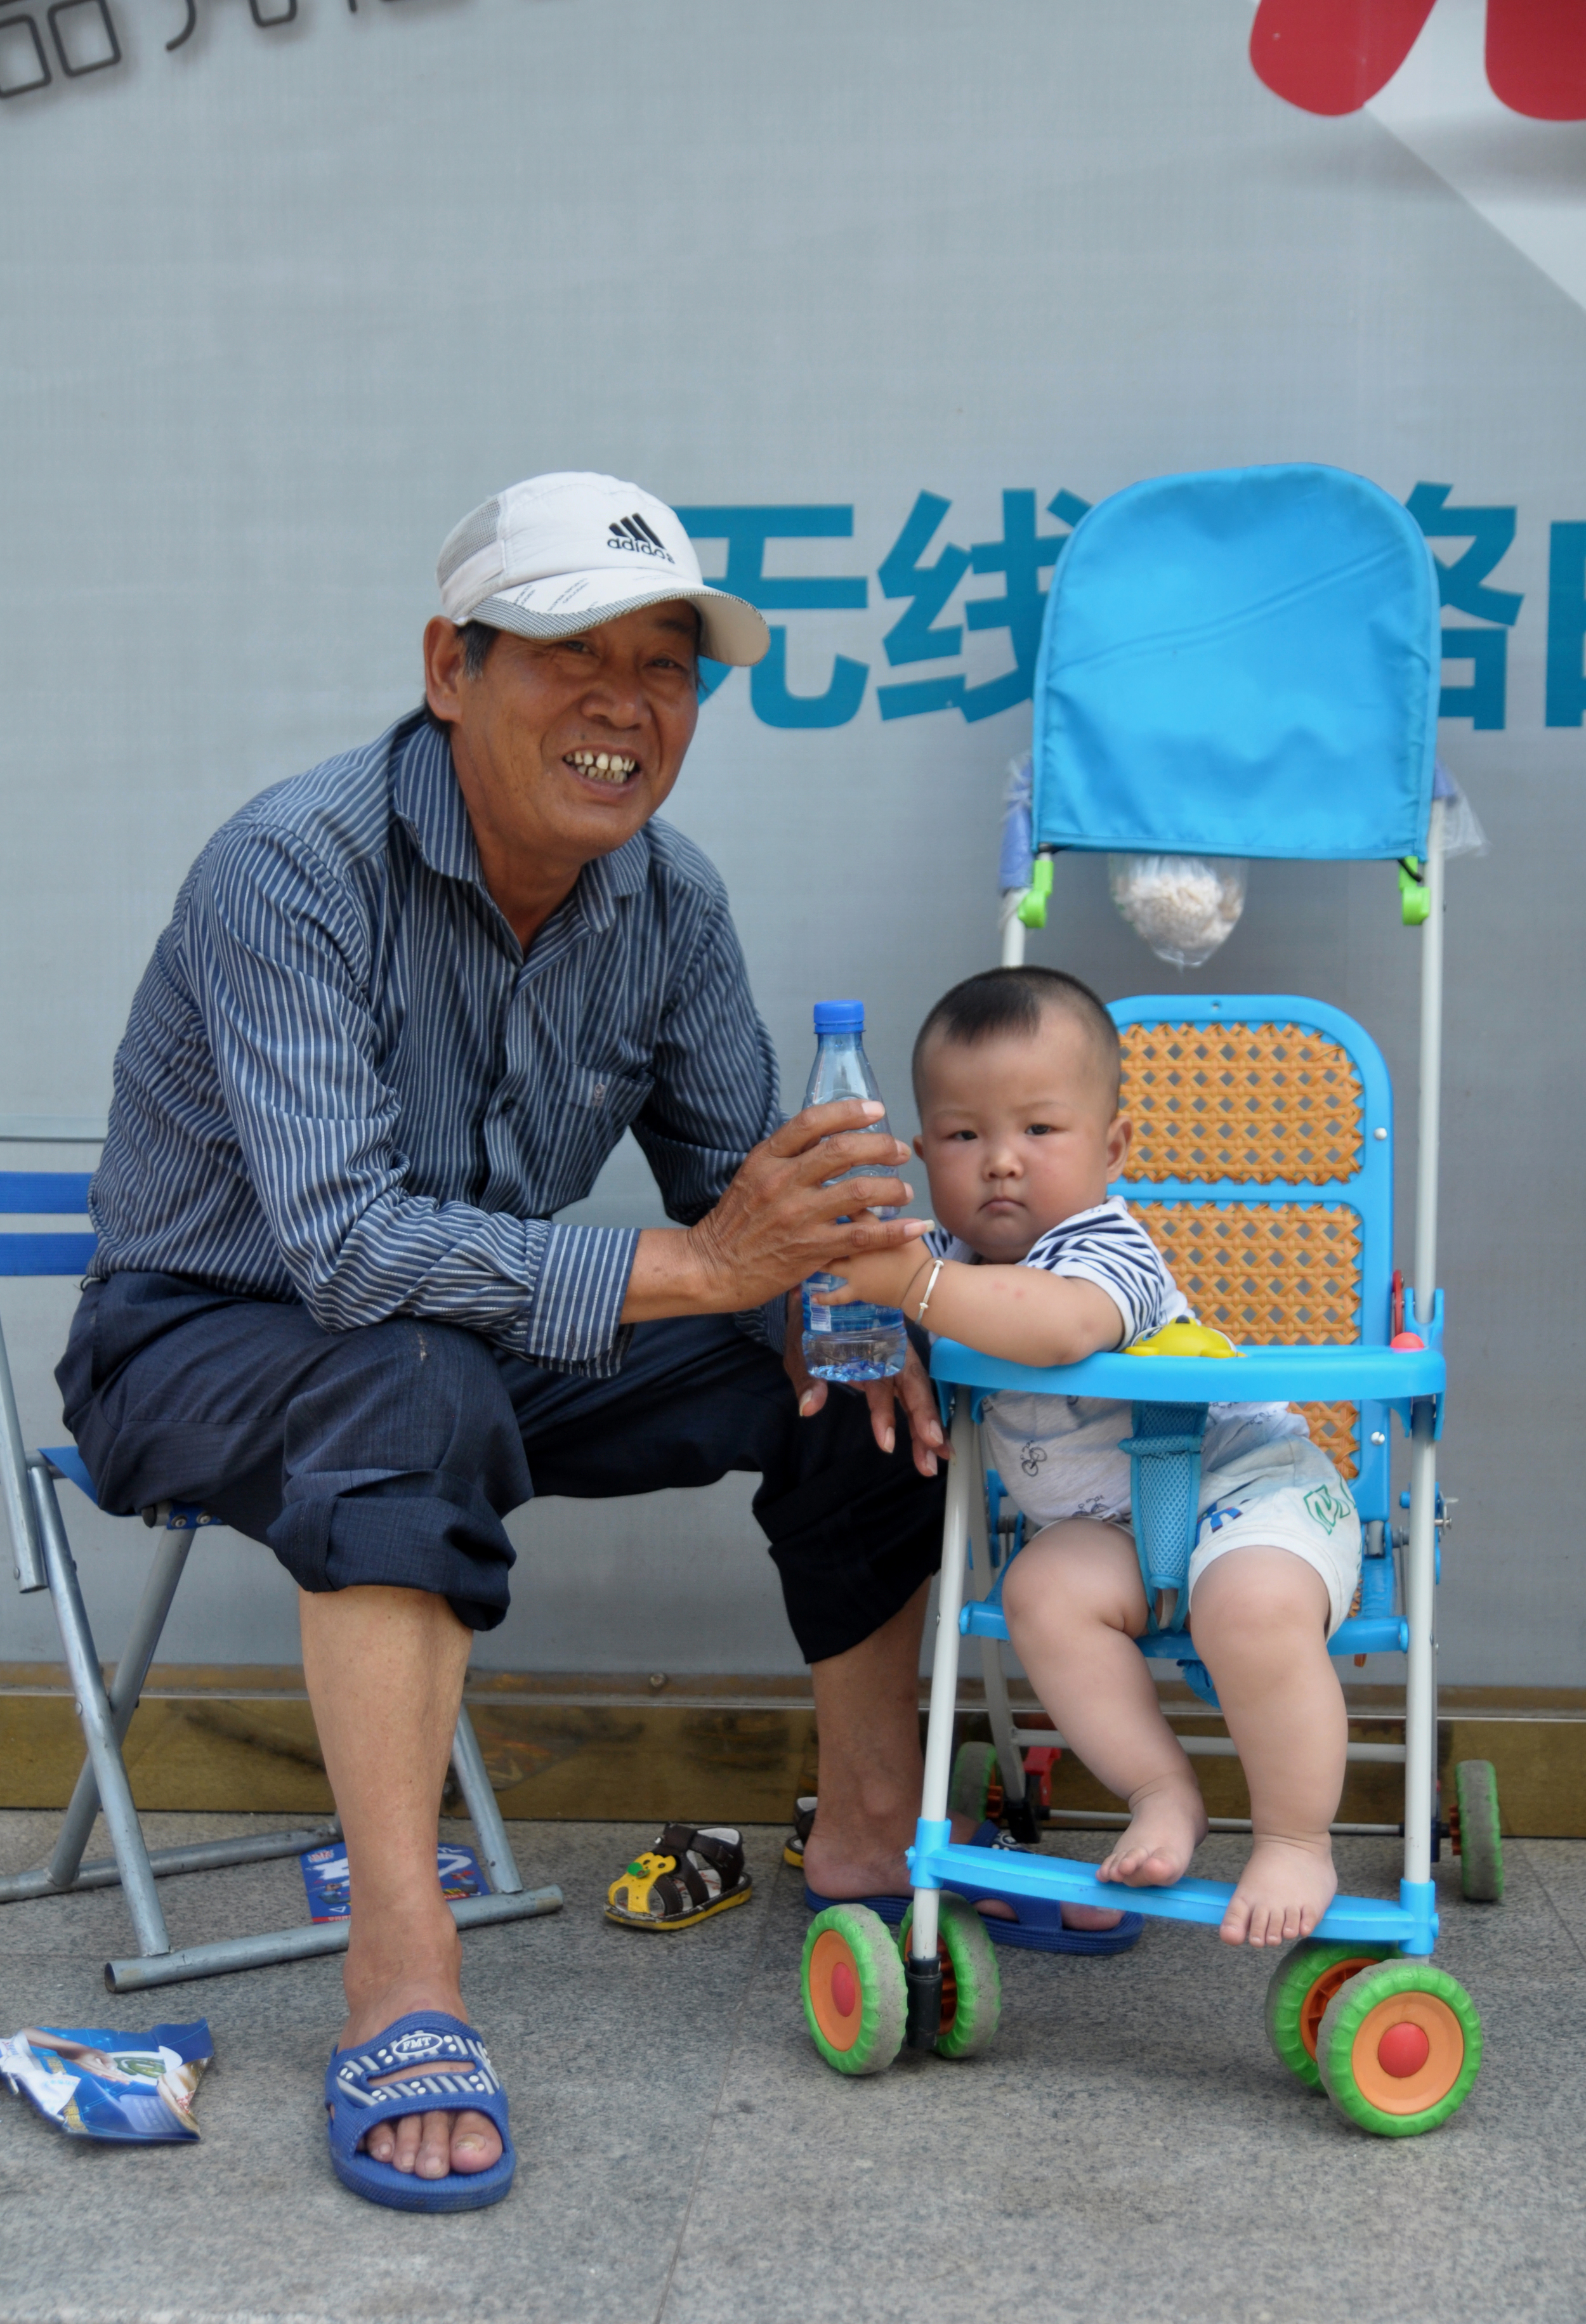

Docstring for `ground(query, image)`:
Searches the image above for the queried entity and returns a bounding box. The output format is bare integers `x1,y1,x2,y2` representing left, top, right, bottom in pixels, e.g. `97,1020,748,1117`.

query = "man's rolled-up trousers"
57,1273,945,1660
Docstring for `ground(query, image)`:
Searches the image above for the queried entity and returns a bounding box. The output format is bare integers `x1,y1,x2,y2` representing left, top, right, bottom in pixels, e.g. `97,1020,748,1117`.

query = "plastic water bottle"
800,1000,908,1382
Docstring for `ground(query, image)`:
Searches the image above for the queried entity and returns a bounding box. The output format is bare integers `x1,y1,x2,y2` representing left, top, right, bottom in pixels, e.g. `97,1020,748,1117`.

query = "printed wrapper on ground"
300,1840,486,1923
0,2021,212,2143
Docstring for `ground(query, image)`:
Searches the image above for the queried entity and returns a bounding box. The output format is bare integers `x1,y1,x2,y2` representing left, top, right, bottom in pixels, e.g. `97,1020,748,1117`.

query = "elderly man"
56,472,957,2210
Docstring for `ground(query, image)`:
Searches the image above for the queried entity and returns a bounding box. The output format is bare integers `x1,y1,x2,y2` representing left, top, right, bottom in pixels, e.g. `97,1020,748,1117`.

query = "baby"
821,965,1361,1948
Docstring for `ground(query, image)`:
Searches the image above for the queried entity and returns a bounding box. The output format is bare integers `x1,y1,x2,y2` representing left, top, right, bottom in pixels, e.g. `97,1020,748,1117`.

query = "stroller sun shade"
1032,464,1440,865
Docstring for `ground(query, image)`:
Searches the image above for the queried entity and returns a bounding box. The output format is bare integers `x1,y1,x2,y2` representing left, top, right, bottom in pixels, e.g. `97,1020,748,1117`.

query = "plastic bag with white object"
1107,854,1248,970
998,752,1034,892
1432,762,1489,861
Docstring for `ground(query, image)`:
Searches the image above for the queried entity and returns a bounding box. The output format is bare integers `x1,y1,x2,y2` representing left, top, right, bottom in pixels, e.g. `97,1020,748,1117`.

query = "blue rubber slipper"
804,1822,1143,1956
325,2010,514,2212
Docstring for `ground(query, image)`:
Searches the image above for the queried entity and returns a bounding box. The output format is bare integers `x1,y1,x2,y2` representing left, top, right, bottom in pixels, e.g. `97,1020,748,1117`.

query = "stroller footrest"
905,1836,1436,1950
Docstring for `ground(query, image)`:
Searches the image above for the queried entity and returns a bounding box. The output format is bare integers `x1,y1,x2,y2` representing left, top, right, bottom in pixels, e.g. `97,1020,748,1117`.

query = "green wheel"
897,1892,1003,2060
801,1904,906,2077
948,1740,1004,1825
1316,1961,1482,2137
1264,1939,1396,2091
1454,1760,1505,1903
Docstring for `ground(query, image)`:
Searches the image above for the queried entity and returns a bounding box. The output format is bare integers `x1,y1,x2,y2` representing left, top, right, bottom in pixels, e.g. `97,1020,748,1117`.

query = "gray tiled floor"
0,1812,1582,2324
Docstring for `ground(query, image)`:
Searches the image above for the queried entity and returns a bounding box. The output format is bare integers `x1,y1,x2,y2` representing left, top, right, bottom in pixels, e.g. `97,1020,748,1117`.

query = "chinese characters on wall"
681,488,1585,733
0,0,403,101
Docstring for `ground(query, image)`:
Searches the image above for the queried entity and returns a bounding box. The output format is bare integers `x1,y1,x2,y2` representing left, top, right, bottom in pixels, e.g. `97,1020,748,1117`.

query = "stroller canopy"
1032,464,1440,863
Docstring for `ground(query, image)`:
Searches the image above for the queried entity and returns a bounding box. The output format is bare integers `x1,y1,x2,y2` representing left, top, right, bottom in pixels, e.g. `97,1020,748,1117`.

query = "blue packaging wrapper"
1,2021,211,2142
301,1841,487,1923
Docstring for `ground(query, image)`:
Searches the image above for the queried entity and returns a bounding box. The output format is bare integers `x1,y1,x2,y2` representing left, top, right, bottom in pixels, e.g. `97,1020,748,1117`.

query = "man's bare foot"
1097,1776,1207,1888
803,1817,1121,1931
339,1972,501,2181
1054,1899,1128,1930
1220,1835,1337,1948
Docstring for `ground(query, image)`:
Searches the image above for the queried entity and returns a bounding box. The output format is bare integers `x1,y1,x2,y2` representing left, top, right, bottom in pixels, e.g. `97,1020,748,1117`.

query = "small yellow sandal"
605,1824,754,1930
782,1796,817,1870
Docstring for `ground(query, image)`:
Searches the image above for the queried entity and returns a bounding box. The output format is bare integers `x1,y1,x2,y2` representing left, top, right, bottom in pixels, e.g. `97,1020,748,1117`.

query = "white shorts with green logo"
1187,1437,1362,1638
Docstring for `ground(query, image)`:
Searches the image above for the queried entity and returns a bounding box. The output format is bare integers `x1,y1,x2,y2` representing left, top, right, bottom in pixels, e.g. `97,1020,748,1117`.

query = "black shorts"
58,1273,944,1662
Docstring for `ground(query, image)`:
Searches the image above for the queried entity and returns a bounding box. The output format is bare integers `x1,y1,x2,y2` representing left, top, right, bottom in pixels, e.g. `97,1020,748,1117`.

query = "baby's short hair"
912,966,1122,1112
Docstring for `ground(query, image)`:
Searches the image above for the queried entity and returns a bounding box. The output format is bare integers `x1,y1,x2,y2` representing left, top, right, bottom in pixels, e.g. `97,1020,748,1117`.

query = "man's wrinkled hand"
681,1098,933,1312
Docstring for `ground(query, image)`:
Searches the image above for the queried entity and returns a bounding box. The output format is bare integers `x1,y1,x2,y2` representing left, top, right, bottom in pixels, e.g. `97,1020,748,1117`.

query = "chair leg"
105,1883,565,1994
28,1463,170,1959
450,1706,525,1895
48,1524,196,1890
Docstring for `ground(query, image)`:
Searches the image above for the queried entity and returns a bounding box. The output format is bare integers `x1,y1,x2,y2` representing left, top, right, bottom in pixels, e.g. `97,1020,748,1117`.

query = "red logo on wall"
1250,0,1586,119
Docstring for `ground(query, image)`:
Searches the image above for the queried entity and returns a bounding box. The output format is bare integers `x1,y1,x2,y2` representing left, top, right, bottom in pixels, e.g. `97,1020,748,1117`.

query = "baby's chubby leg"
1189,1548,1346,1948
1003,1520,1207,1891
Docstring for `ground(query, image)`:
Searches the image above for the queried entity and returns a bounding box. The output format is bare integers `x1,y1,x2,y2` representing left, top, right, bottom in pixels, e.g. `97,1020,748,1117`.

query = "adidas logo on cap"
607,512,675,563
435,473,769,665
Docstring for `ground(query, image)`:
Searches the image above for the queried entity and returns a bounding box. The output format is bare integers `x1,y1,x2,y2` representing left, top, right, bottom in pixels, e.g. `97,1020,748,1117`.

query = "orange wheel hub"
936,1944,959,2039
1350,1992,1465,2114
807,1929,865,2051
1300,1957,1376,2058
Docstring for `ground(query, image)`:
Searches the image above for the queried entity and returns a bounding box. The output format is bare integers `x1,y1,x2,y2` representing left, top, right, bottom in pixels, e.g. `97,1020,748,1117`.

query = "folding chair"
0,1170,561,1992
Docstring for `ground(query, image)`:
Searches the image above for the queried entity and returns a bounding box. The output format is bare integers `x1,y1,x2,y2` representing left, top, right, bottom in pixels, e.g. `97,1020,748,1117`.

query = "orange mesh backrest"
1129,1199,1362,1477
1120,1021,1364,1186
1128,1201,1361,1343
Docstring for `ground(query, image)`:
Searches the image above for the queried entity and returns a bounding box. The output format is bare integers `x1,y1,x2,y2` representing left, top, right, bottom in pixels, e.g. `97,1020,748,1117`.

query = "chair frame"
0,1181,560,1992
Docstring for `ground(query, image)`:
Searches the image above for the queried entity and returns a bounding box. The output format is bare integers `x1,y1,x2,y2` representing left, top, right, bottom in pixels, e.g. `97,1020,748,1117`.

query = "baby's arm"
813,1246,1125,1368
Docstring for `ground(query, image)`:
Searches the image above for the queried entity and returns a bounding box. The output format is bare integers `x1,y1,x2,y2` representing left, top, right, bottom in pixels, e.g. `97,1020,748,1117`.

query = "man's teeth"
568,750,638,783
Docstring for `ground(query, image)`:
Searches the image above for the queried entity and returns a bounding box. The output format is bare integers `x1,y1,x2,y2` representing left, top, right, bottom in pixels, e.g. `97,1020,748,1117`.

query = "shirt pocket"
567,1064,654,1134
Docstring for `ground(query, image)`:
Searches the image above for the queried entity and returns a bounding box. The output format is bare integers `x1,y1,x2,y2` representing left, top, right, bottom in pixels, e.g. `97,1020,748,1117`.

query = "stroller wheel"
1264,1938,1394,2090
948,1740,1004,1825
898,1893,1003,2060
1316,1962,1482,2136
1453,1761,1505,1903
801,1905,906,2076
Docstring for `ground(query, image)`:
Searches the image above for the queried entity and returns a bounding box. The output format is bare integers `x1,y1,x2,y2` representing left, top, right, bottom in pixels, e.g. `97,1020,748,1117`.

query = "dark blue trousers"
57,1274,944,1658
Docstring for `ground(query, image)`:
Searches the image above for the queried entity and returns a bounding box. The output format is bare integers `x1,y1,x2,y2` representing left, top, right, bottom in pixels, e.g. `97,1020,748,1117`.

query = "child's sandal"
605,1824,753,1929
782,1796,818,1870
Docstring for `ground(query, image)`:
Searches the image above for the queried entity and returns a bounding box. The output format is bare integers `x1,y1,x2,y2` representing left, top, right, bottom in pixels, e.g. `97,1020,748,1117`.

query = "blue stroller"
801,464,1489,2138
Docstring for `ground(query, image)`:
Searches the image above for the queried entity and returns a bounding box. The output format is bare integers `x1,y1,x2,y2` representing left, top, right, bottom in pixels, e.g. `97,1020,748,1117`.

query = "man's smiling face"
424,601,702,920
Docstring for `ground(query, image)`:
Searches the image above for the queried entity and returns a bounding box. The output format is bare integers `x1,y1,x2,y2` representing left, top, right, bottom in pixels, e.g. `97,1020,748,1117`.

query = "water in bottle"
800,1000,909,1382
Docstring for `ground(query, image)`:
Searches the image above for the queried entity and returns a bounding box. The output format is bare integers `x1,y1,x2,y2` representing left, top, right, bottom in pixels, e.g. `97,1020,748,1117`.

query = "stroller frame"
801,462,1486,2136
910,794,1447,1974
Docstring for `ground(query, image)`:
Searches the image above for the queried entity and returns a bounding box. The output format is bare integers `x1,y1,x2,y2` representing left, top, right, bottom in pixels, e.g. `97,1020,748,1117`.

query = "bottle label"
802,1281,834,1333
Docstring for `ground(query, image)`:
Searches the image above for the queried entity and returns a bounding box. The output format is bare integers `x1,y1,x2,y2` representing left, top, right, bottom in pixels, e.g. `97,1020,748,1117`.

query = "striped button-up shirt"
88,711,782,1376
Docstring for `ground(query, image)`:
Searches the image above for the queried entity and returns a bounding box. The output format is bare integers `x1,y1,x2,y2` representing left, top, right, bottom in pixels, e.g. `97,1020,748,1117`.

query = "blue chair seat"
41,1445,96,1503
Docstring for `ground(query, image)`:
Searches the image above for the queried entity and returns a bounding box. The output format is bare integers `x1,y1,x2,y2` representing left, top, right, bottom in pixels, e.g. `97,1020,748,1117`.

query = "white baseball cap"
436,471,770,667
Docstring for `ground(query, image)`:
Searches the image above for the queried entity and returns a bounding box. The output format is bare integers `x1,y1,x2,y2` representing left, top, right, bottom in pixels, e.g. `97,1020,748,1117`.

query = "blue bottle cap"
813,999,864,1033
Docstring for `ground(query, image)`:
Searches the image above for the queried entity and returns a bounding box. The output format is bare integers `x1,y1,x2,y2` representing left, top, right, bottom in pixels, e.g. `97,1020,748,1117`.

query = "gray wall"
1,0,1581,1681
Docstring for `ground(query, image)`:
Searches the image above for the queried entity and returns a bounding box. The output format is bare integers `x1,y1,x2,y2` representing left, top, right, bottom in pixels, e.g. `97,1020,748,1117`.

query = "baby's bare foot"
1220,1836,1337,1948
1097,1778,1207,1888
